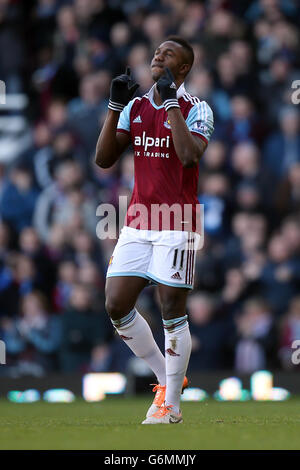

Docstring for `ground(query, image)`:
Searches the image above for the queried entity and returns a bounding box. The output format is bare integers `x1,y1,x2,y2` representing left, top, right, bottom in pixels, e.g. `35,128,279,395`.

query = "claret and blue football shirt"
117,83,214,232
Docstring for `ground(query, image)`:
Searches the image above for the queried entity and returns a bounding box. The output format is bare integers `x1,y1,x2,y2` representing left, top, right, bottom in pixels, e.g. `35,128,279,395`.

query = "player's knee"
105,295,130,321
161,298,180,320
105,296,122,319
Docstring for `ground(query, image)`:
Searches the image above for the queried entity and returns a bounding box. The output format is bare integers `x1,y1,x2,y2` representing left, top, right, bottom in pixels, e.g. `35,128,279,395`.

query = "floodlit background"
0,0,299,388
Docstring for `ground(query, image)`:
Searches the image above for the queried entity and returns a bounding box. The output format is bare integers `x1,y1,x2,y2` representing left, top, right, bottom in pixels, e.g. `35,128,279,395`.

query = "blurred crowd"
0,0,300,377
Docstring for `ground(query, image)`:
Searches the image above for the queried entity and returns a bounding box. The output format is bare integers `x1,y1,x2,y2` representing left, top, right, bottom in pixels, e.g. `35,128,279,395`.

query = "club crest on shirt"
164,119,171,129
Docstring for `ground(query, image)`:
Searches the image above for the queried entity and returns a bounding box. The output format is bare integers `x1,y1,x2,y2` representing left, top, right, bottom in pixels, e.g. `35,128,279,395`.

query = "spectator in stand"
56,188,98,238
198,172,232,241
44,223,68,266
222,212,267,270
89,343,113,372
234,298,277,374
234,181,264,214
127,43,150,70
52,260,78,313
188,68,214,105
68,72,110,159
226,95,268,146
260,234,300,315
0,1,25,93
275,162,300,218
19,226,56,296
33,160,95,242
77,260,105,293
70,229,104,271
47,99,69,133
0,253,44,318
212,52,237,123
143,12,166,50
187,292,235,370
17,121,52,189
92,160,120,206
193,236,224,293
259,56,296,125
54,5,81,69
109,21,132,70
31,126,87,189
0,166,40,234
0,222,11,265
201,140,228,174
281,216,300,258
201,9,244,65
59,282,112,372
263,107,300,182
230,142,273,208
177,2,205,41
1,291,62,374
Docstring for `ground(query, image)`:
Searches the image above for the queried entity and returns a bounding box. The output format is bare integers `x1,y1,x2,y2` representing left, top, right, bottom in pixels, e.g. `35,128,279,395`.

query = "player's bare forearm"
167,108,207,167
95,110,121,168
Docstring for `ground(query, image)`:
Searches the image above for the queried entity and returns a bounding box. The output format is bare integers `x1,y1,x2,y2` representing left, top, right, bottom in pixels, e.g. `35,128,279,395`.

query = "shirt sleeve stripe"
116,128,130,135
191,131,208,144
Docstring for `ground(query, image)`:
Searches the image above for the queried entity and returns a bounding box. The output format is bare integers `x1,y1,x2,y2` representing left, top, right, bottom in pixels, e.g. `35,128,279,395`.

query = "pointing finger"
165,67,174,81
129,82,140,93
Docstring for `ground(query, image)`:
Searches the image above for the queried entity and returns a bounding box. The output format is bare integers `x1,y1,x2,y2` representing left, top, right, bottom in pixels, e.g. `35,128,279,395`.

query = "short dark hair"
166,35,194,69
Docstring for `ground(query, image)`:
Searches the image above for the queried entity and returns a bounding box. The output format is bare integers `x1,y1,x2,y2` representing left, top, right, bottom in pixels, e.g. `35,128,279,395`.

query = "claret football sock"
111,308,166,386
163,315,192,414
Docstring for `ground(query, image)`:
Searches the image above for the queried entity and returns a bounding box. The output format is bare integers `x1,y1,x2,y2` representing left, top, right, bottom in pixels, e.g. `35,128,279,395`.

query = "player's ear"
180,63,191,77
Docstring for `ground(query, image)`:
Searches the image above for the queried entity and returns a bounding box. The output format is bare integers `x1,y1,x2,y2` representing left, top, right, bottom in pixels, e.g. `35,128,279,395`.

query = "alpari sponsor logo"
134,131,170,152
166,348,180,357
119,334,133,341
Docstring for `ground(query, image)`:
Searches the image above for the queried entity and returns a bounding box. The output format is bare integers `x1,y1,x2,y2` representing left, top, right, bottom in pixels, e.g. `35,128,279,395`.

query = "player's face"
150,41,186,82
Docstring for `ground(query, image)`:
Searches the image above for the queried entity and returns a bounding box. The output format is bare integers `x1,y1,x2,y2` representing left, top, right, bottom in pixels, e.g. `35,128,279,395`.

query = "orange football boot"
145,376,188,418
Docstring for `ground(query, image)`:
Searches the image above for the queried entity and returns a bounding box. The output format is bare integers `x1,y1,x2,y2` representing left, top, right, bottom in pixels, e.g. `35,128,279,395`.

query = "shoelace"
152,404,173,418
150,384,166,405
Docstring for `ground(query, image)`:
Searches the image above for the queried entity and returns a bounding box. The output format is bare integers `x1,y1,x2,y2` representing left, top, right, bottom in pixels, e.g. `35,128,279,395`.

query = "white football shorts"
106,226,201,289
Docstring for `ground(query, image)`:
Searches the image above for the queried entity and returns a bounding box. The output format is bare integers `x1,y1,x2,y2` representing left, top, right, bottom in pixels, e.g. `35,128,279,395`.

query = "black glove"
108,66,139,112
156,67,180,112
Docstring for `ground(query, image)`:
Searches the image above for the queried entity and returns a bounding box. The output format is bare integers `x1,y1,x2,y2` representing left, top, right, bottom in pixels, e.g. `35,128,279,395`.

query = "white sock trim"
111,309,136,329
163,315,188,333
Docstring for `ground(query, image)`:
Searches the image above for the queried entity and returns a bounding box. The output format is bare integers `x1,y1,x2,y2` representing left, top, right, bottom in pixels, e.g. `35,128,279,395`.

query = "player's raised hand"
108,66,140,112
156,67,180,111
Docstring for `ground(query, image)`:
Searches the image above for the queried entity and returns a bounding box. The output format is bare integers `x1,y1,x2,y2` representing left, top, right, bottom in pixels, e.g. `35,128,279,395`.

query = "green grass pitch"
0,396,300,450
